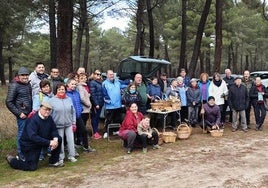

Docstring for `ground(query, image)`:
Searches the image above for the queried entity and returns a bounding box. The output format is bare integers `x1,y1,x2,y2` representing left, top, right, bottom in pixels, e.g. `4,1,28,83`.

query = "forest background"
0,0,268,85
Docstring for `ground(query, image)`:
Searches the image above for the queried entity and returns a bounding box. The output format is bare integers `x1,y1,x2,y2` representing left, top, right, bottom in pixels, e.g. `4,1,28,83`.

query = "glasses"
41,107,51,111
95,73,101,76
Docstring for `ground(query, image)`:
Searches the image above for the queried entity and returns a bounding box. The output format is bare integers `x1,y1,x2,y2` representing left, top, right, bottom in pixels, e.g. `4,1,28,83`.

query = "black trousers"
104,108,123,132
76,117,89,149
9,137,62,171
139,131,158,148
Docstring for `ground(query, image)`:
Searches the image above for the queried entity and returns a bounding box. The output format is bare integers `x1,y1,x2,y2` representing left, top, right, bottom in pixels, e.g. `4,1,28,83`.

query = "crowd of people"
4,62,268,171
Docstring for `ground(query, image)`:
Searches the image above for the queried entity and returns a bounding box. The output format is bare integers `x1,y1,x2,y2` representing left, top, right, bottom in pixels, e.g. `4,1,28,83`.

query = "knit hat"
207,96,215,102
18,67,30,75
234,76,242,81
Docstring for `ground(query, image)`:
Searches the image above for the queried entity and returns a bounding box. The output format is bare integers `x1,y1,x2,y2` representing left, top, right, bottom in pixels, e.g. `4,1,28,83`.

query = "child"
137,115,161,153
186,78,202,127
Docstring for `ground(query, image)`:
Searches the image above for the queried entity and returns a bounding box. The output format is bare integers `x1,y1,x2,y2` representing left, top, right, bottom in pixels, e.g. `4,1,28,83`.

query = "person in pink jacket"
119,102,143,154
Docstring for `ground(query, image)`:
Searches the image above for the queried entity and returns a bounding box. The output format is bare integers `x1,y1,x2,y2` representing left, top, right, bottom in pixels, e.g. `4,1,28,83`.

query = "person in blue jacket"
6,102,63,171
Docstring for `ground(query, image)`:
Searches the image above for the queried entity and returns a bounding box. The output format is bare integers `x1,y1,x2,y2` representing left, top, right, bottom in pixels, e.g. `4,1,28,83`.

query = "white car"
250,71,268,88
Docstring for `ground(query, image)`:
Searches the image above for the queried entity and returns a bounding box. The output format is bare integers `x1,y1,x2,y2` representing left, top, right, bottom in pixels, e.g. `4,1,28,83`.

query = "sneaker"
93,132,102,140
242,129,248,132
142,148,147,153
83,147,96,153
6,155,15,164
153,144,161,149
103,132,108,139
75,151,80,157
39,156,45,161
232,128,237,132
49,160,64,167
68,157,77,162
127,148,131,154
17,153,25,162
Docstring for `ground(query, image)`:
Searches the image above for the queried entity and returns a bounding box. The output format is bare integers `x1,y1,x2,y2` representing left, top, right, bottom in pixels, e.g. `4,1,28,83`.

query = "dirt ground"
2,115,268,188
82,124,268,188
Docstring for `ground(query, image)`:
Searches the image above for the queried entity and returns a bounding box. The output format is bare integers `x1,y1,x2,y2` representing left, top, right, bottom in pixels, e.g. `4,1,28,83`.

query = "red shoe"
93,132,102,139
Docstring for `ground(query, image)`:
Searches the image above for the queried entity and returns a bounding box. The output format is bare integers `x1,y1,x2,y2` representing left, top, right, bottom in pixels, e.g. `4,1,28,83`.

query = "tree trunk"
74,0,87,70
188,0,212,78
49,0,57,69
83,17,90,72
200,50,205,74
214,0,223,72
147,0,154,57
0,28,5,86
57,0,73,77
206,46,211,75
245,54,249,70
8,56,12,82
227,44,231,69
179,0,187,70
134,0,145,55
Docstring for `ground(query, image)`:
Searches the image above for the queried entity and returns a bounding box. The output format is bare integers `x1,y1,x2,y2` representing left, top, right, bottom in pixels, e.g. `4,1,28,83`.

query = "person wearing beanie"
200,96,221,131
249,77,268,131
6,67,32,161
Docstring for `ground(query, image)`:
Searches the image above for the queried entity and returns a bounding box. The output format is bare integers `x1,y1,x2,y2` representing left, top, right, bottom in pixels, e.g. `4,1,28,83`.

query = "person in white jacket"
208,72,228,126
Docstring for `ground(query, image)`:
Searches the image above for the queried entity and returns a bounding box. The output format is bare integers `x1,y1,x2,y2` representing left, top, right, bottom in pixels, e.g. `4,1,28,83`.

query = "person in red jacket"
119,102,143,154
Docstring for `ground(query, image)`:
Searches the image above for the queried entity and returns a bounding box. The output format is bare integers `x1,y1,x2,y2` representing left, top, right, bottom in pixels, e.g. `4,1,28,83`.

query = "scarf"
56,93,66,99
213,79,222,87
37,73,48,81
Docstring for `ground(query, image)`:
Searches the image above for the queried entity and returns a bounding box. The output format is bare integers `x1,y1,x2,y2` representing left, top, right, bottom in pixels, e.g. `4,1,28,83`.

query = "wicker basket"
150,102,165,110
177,123,191,139
152,128,163,145
162,132,177,143
210,125,224,137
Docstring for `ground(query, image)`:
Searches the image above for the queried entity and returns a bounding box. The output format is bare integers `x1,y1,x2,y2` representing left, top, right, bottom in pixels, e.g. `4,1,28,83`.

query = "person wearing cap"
200,96,221,131
6,102,63,171
6,67,32,161
228,76,249,132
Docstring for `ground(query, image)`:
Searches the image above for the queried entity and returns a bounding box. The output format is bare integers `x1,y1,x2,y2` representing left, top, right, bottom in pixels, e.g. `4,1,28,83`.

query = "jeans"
16,118,26,157
91,107,102,134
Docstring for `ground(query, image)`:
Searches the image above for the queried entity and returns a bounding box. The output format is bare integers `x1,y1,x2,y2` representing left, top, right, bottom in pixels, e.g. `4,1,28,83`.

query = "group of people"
4,62,268,171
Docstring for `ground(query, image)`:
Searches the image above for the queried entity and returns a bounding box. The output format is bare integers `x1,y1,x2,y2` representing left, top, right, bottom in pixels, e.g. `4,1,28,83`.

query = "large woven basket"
210,125,224,137
162,132,177,143
177,123,191,139
152,128,163,145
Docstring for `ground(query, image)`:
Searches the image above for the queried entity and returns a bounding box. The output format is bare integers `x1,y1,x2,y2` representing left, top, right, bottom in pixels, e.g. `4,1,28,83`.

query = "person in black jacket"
249,77,268,131
6,102,63,171
228,77,249,132
5,67,32,161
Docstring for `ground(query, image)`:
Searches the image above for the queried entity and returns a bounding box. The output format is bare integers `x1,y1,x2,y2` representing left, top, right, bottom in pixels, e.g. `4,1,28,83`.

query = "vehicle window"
260,74,268,79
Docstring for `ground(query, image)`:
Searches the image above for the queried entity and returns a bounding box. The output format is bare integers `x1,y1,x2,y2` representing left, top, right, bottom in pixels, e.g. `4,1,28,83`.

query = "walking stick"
201,104,206,134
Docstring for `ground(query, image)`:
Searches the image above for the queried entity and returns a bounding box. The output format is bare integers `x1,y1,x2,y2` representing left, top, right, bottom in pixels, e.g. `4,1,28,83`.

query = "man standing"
223,68,235,123
134,73,148,114
102,70,122,138
47,68,64,95
6,67,32,161
228,77,249,132
242,70,254,128
179,68,191,87
29,62,49,96
6,102,63,171
158,72,169,94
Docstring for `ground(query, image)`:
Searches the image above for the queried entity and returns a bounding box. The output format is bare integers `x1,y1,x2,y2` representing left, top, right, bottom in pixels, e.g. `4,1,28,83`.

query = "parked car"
250,71,268,88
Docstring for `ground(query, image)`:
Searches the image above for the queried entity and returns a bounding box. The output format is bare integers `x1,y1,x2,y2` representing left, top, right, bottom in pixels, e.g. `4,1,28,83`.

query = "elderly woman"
49,83,77,163
119,102,143,154
198,73,211,104
208,72,228,125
